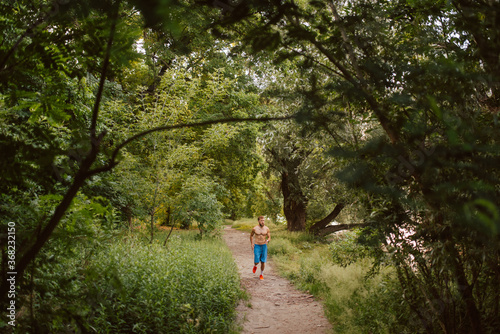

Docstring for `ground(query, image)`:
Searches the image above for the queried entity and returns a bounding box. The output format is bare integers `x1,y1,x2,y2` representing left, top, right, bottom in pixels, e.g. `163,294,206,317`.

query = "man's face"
258,217,265,227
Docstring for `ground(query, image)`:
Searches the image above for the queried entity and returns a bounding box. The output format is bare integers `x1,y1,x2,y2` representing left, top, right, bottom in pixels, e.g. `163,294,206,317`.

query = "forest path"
222,225,333,334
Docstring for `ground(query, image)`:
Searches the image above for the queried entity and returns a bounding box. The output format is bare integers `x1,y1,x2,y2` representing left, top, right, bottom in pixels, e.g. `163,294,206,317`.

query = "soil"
222,225,333,334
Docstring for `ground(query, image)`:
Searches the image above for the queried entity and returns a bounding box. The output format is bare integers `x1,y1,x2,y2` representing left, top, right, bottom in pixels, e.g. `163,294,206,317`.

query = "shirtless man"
250,216,271,280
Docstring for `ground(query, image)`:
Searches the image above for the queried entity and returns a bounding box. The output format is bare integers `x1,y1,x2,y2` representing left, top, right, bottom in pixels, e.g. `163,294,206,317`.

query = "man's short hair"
258,216,265,220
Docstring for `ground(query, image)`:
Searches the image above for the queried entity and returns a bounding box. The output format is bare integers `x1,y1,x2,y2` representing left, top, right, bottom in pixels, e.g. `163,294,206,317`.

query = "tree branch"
101,115,296,170
285,45,344,77
90,3,119,140
310,202,345,233
284,9,400,144
317,222,369,236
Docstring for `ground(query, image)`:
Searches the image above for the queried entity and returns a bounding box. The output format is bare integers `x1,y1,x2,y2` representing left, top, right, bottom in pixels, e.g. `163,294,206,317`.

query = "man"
250,216,271,280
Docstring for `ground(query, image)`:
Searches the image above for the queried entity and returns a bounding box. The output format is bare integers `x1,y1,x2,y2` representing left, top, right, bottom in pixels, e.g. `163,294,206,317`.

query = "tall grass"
88,234,242,333
20,230,243,333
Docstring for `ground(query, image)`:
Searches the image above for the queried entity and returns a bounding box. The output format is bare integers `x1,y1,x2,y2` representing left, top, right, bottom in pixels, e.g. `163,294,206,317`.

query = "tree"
260,114,364,232
0,0,290,304
0,0,142,302
139,64,267,229
253,60,367,232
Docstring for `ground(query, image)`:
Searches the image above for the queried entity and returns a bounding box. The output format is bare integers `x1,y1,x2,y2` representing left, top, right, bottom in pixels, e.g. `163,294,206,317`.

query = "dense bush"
329,229,371,267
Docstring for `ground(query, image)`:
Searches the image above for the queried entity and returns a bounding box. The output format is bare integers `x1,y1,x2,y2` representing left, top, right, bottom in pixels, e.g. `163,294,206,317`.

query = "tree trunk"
150,209,155,244
281,170,307,231
447,242,483,333
0,148,97,302
124,204,133,230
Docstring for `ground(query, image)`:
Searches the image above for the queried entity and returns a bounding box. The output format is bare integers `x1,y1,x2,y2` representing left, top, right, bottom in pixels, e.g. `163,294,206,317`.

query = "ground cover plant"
11,229,243,333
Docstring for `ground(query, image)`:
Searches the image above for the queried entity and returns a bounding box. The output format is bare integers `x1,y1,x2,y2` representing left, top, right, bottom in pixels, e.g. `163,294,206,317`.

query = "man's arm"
266,227,271,243
250,228,255,249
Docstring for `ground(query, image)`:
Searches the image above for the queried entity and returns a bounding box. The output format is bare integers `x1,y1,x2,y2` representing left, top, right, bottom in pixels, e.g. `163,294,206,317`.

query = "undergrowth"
17,230,243,333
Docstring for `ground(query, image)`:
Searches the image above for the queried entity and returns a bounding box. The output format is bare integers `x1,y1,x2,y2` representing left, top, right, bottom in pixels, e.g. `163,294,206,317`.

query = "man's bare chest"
254,227,268,235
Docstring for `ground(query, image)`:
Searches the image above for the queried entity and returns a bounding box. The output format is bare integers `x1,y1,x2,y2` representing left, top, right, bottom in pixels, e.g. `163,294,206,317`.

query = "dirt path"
222,225,332,334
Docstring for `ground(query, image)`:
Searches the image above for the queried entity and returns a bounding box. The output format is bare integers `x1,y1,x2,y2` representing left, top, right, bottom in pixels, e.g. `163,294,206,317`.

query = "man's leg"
259,244,267,279
253,245,261,273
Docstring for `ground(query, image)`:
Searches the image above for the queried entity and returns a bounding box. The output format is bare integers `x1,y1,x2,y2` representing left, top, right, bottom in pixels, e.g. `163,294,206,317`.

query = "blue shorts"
254,244,267,264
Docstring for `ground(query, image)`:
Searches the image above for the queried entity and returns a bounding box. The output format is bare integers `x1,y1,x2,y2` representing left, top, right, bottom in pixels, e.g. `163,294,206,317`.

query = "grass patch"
271,229,318,246
268,238,296,255
227,217,257,232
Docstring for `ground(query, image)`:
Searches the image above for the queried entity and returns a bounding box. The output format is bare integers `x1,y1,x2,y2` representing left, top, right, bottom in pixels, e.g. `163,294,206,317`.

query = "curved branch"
285,46,344,77
87,115,297,176
317,222,369,236
310,202,345,233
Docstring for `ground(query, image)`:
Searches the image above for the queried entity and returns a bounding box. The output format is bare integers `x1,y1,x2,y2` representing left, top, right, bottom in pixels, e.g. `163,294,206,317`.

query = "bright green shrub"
172,176,224,236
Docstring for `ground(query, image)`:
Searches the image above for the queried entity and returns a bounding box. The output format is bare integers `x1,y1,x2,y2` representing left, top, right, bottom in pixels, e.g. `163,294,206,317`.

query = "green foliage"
248,172,283,223
0,191,117,331
329,270,416,334
14,231,242,333
173,176,224,235
2,0,499,332
218,0,500,331
1,1,261,332
329,230,371,267
107,63,266,234
257,81,351,230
